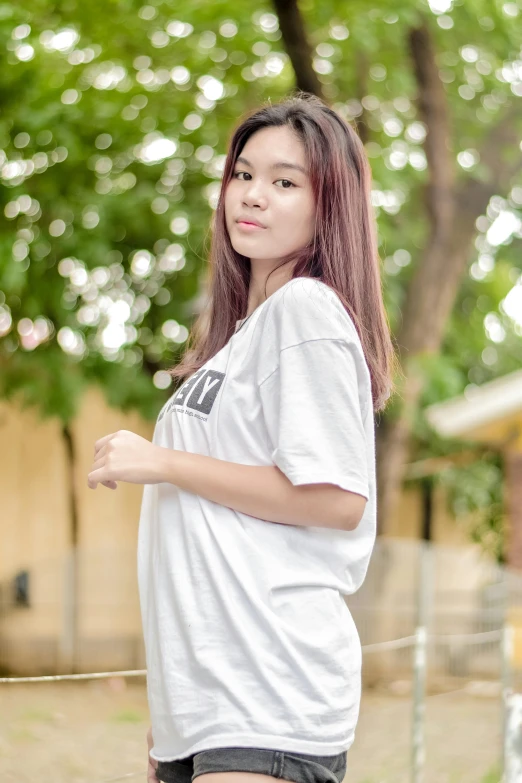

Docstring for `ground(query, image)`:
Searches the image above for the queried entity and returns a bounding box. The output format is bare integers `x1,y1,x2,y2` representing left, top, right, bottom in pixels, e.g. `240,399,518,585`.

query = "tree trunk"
375,15,522,532
61,424,79,673
271,0,325,98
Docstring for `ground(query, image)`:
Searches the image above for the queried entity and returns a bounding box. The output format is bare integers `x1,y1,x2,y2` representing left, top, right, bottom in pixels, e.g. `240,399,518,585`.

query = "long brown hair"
168,91,398,413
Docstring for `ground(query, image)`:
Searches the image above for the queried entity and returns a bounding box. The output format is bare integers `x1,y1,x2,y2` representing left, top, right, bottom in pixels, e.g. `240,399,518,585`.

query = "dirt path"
0,680,501,783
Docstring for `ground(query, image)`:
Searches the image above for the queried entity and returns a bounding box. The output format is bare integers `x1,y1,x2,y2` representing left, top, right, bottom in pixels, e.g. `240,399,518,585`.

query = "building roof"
425,367,522,443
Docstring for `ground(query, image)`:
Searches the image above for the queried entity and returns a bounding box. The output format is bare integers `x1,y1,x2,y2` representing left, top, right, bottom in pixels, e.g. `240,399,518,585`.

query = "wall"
0,386,488,674
0,386,154,673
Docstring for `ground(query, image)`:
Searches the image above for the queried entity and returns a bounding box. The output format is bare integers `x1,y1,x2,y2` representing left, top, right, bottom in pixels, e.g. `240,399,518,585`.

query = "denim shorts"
156,746,347,783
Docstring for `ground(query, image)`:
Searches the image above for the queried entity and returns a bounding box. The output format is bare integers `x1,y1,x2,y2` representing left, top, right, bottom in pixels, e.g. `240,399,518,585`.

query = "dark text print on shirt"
157,368,225,422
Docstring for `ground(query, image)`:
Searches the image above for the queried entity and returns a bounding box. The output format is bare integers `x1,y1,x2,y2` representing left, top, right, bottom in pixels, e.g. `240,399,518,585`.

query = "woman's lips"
237,221,266,230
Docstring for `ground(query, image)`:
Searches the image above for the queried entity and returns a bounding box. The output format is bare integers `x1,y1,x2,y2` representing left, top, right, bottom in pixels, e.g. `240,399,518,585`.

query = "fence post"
501,560,515,783
59,547,78,673
502,623,515,782
411,540,433,783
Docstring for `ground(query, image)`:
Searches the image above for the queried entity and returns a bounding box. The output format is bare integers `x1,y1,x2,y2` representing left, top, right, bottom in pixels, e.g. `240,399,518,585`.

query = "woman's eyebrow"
236,155,308,176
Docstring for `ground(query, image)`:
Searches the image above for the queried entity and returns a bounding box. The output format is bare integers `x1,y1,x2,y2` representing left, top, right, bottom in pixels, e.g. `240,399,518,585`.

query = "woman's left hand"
87,430,168,490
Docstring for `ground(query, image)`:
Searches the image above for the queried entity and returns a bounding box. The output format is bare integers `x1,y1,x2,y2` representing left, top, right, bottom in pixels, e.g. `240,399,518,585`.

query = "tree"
272,0,522,546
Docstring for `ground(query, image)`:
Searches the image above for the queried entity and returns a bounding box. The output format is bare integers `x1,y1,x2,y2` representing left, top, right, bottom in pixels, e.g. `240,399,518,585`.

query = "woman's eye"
233,171,294,188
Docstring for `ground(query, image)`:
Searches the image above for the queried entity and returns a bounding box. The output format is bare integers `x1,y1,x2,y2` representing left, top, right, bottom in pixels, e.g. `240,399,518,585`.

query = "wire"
0,628,505,683
361,635,417,652
0,669,146,684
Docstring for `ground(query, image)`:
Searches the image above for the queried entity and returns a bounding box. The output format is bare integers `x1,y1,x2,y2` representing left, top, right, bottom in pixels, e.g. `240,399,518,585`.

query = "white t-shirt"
137,276,376,762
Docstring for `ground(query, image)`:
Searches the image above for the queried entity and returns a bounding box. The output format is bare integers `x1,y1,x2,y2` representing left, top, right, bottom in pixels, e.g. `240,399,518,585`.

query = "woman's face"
224,125,316,265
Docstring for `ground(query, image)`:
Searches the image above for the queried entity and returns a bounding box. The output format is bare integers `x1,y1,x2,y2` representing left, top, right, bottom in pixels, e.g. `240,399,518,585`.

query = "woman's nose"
243,183,267,207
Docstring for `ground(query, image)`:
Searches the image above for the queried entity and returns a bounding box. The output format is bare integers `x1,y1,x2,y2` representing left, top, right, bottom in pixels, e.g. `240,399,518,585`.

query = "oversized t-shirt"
137,276,376,762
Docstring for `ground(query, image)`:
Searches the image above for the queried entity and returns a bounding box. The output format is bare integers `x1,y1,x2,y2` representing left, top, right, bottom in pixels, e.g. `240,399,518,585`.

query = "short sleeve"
258,337,370,500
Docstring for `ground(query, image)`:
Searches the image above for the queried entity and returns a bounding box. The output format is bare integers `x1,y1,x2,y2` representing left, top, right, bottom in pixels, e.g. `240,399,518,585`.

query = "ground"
0,679,502,783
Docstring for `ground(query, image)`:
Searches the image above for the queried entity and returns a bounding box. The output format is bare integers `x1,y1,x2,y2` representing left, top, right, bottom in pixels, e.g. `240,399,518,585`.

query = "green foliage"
110,708,145,723
438,452,506,563
20,707,55,722
480,762,502,783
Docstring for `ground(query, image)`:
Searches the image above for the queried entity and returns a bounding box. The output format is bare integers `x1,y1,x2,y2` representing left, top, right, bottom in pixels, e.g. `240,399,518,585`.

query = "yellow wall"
385,483,422,538
0,398,70,583
0,385,491,674
385,479,476,548
0,386,154,673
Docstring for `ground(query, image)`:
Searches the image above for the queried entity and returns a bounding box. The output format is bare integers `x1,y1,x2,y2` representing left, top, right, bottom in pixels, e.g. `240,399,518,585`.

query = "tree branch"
408,19,455,234
271,0,324,98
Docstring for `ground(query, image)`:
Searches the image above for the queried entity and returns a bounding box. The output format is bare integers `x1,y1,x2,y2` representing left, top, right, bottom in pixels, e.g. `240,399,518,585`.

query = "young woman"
88,93,396,783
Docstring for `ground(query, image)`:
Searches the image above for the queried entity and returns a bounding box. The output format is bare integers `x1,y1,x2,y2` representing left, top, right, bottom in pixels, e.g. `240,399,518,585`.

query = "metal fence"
0,536,518,682
2,536,521,781
345,539,515,782
346,537,513,687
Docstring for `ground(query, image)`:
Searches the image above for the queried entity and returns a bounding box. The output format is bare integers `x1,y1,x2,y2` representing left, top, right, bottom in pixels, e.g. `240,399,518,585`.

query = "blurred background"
0,0,521,781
